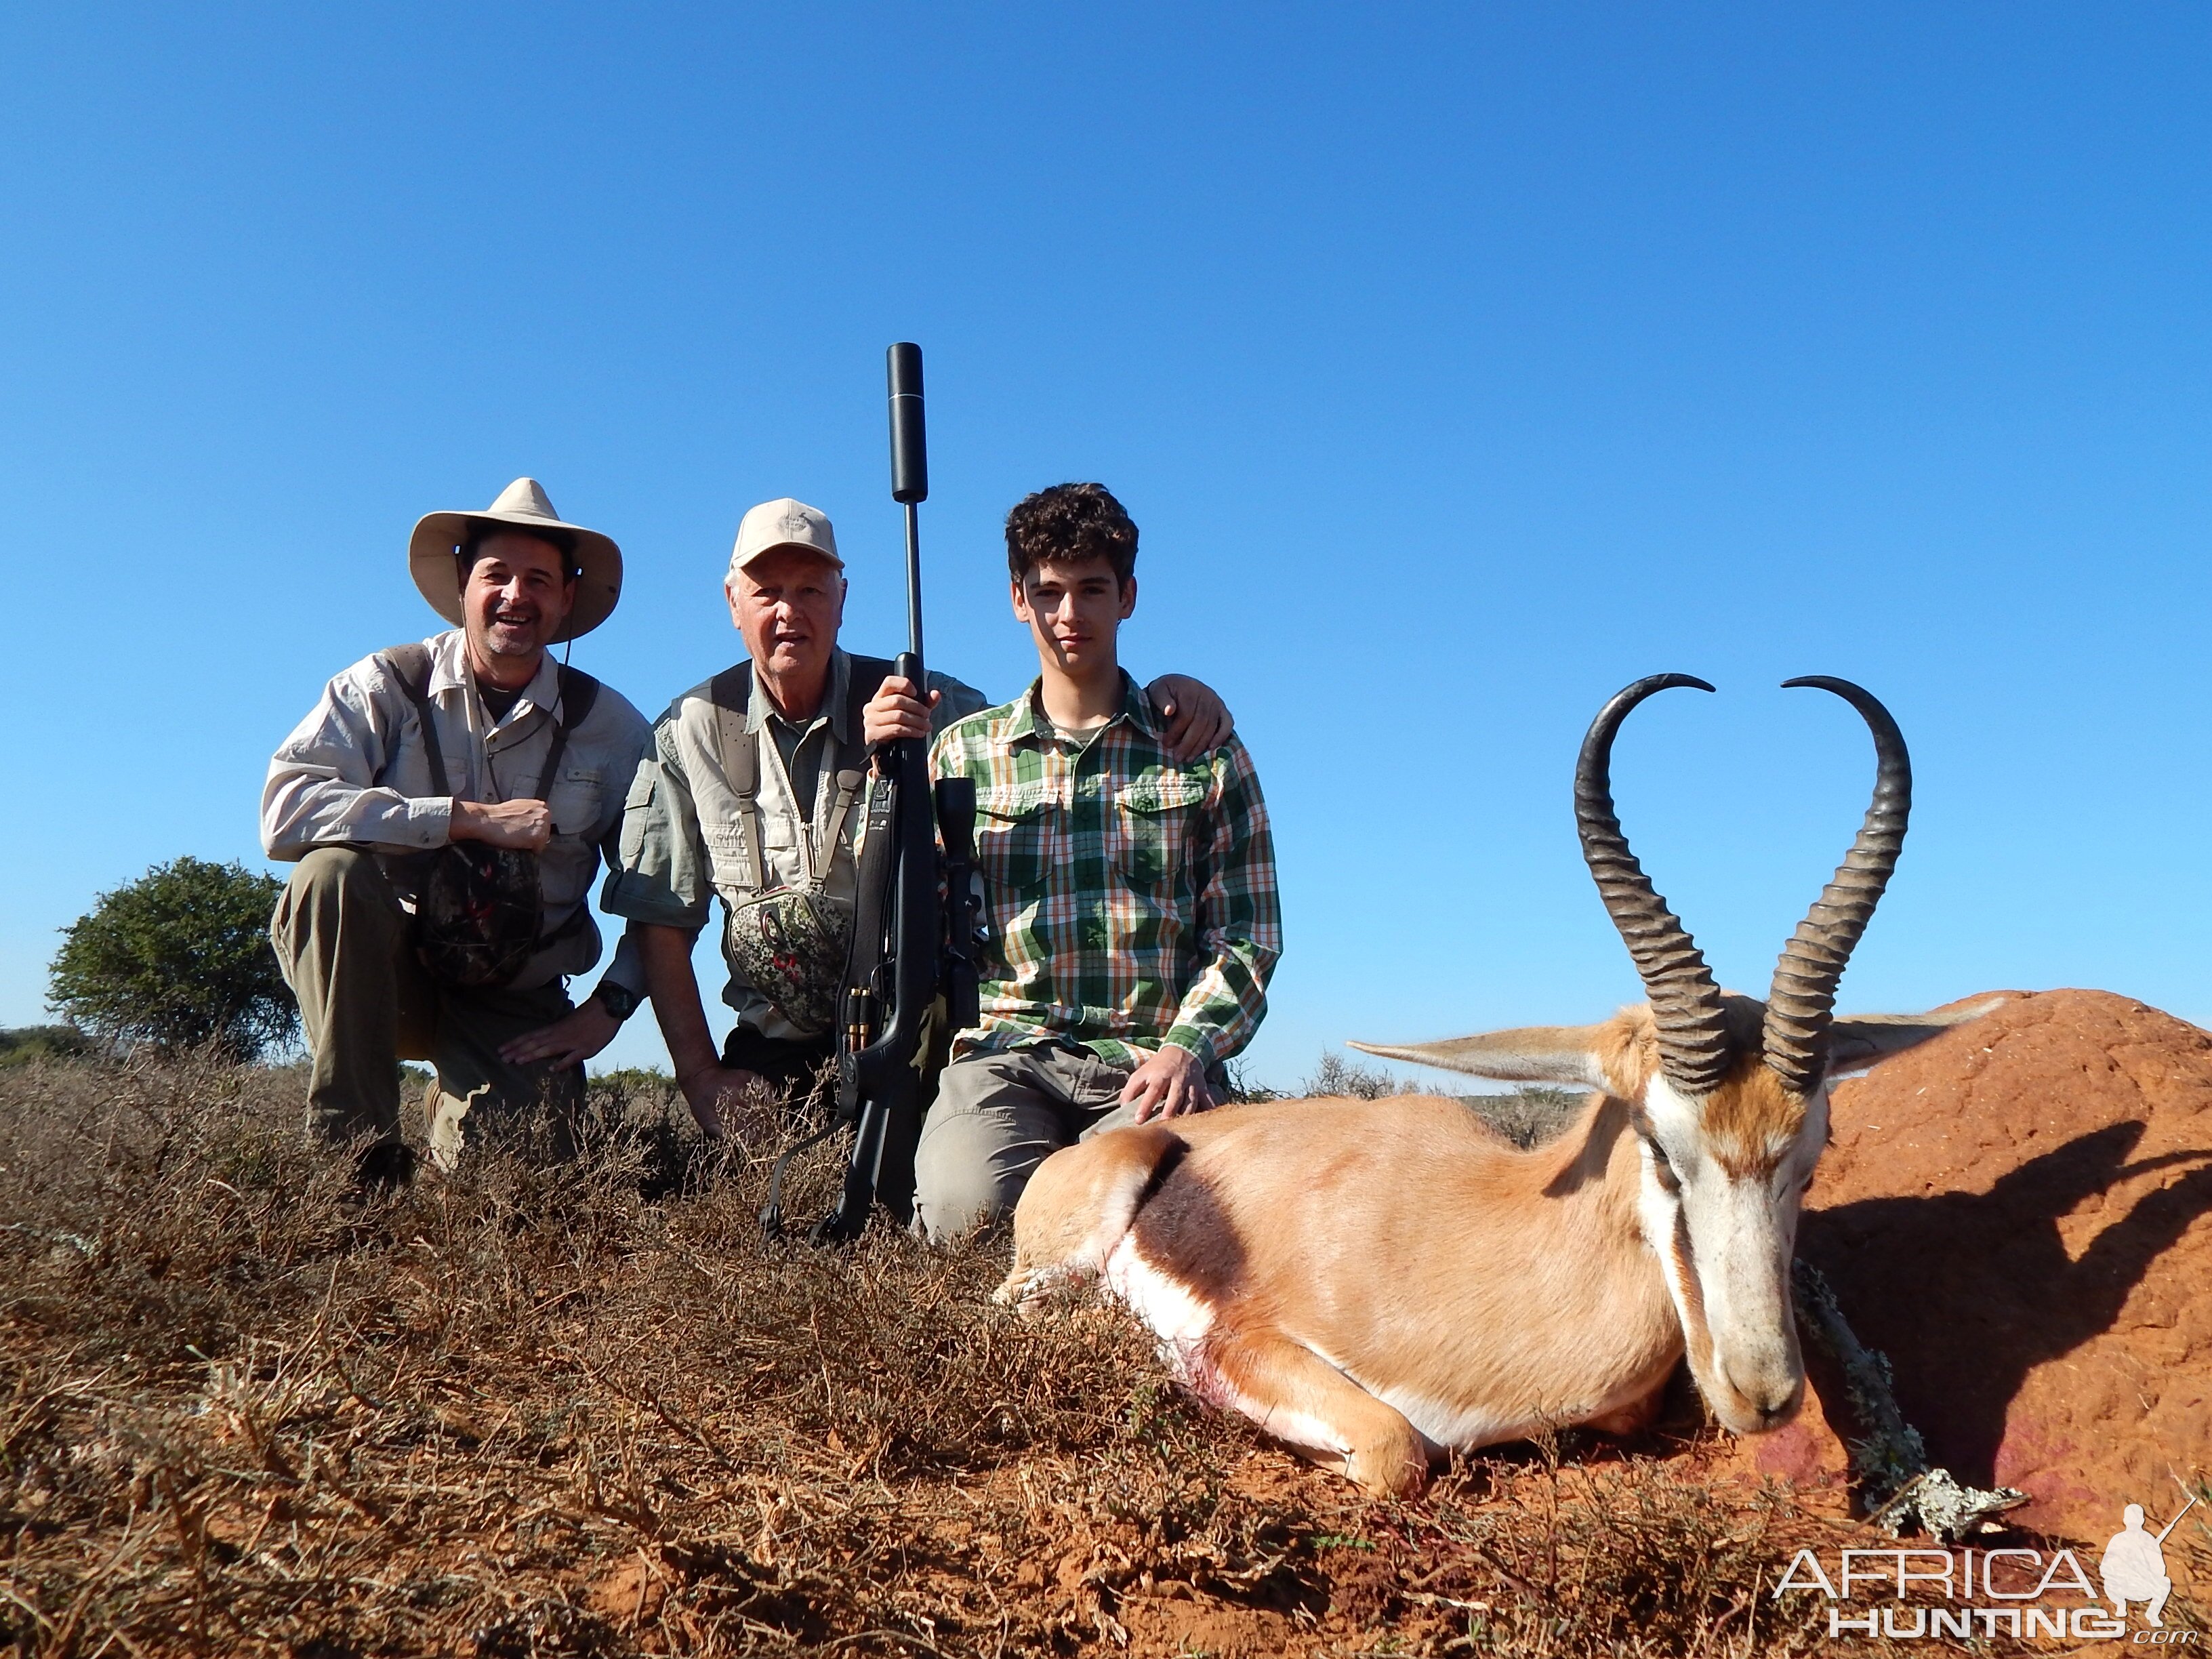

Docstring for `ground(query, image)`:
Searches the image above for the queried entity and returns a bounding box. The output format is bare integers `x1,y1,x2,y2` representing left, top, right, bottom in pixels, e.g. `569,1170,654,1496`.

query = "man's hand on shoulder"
1120,1044,1215,1123
863,675,939,747
451,798,554,852
1145,675,1233,758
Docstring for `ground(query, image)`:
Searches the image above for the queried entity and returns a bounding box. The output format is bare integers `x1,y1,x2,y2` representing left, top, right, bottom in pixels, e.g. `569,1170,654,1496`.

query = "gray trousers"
270,846,582,1167
912,1044,1143,1242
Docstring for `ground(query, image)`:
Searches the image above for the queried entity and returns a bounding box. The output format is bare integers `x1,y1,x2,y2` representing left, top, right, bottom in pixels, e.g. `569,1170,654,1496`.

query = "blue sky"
2,5,2206,1089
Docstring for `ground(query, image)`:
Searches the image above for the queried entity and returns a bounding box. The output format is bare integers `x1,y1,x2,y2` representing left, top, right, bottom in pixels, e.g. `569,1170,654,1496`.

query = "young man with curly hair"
869,482,1282,1240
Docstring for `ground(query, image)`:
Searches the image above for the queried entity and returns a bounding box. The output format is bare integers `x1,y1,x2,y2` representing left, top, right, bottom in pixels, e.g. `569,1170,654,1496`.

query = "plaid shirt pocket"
1112,771,1207,892
975,779,1057,902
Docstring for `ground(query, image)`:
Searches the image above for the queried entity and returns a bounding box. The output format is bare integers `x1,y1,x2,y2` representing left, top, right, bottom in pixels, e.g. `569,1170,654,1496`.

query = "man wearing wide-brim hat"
262,478,652,1185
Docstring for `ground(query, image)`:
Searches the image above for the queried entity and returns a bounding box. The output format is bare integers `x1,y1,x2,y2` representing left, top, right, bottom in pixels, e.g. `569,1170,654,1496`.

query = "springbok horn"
1576,674,1734,1096
1762,676,1912,1095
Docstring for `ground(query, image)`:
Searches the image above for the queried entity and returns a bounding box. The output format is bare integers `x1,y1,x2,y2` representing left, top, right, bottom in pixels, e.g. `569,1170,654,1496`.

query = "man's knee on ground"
913,1179,1014,1244
912,1054,1042,1243
912,1116,1020,1243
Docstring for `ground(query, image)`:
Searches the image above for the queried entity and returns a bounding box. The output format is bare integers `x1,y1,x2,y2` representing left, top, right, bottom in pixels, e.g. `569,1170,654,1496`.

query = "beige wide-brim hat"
409,477,623,643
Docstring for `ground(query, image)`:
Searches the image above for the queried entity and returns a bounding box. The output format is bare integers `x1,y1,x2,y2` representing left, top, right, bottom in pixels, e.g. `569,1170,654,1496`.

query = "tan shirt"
261,630,651,992
604,649,985,1040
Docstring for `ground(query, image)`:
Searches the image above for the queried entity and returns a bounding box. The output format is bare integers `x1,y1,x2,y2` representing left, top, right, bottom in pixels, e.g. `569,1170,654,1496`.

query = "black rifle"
760,343,983,1243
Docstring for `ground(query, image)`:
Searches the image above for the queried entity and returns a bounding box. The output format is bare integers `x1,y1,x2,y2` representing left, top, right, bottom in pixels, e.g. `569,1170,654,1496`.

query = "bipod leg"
758,1116,846,1240
812,1095,883,1244
812,1067,921,1243
872,1074,922,1227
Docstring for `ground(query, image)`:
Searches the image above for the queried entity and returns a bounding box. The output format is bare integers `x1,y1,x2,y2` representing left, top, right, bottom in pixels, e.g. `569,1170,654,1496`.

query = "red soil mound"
1795,987,2212,1542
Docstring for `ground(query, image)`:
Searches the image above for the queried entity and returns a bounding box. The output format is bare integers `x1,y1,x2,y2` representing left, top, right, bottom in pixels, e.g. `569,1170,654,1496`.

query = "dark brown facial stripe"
1670,1209,1714,1374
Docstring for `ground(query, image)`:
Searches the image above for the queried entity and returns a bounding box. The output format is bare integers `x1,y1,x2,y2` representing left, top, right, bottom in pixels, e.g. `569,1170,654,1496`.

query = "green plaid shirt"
930,673,1282,1069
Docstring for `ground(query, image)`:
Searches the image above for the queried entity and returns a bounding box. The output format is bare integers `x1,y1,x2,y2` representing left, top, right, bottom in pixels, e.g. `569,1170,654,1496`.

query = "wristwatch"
590,980,642,1023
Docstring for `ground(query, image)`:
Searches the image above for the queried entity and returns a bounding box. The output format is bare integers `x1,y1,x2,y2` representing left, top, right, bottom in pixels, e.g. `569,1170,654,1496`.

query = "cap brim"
730,538,845,576
409,508,623,642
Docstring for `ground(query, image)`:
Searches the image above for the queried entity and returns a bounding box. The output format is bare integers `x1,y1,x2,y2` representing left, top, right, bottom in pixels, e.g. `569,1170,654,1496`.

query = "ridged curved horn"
1577,674,1734,1095
1763,677,1912,1095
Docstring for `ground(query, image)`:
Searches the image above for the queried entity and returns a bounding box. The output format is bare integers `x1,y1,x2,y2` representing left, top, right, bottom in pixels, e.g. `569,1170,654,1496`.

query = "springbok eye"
1642,1136,1681,1195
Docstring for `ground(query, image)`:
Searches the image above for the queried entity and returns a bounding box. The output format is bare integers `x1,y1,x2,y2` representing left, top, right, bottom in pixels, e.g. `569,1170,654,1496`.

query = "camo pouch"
703,665,874,1039
722,885,852,1038
375,643,600,990
414,842,546,987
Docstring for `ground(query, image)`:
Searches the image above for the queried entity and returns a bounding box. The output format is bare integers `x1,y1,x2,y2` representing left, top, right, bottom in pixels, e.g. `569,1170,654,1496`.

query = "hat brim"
409,508,623,643
730,538,846,575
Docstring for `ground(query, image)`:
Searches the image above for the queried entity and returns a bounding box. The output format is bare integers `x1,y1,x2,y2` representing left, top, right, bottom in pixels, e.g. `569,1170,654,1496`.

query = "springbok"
995,674,1994,1495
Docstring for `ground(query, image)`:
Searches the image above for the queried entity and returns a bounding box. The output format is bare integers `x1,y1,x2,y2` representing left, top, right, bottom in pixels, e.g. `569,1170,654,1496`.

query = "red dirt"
1789,987,2212,1542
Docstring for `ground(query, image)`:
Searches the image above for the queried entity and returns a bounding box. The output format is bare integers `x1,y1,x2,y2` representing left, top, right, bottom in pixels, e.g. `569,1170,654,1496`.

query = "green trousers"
270,846,583,1166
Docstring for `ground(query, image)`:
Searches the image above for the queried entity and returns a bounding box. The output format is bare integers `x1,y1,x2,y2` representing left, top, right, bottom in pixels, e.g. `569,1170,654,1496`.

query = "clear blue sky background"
2,5,2205,1090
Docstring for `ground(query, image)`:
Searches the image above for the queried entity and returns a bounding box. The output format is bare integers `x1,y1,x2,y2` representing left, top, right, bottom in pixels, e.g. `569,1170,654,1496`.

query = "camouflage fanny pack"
723,886,852,1038
377,644,600,989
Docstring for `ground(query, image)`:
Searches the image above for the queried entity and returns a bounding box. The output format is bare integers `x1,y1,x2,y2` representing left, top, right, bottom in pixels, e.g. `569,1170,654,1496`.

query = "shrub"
47,856,296,1061
0,1025,98,1067
1300,1048,1408,1099
1463,1084,1589,1149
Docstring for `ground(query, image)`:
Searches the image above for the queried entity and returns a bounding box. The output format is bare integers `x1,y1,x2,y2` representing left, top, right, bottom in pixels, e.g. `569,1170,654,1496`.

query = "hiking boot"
352,1139,417,1194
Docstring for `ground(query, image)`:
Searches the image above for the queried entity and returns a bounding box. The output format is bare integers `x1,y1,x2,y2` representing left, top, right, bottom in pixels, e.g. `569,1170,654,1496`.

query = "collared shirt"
260,629,651,993
603,648,987,1039
930,673,1282,1070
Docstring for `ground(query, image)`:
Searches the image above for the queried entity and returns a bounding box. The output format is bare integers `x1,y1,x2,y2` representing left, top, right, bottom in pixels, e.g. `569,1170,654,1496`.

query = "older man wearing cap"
605,497,1231,1138
263,478,653,1185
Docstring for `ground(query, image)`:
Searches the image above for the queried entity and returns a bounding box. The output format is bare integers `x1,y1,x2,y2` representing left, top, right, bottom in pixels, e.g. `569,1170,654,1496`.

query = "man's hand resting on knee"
1120,1045,1214,1123
500,999,620,1071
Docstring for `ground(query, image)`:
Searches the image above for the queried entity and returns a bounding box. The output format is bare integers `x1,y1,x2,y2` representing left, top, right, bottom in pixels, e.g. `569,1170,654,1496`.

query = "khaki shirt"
262,630,651,993
604,649,986,1040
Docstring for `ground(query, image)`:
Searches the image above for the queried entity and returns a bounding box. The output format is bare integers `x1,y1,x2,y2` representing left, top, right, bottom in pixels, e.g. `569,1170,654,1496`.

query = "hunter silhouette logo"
779,504,813,538
2102,1490,2196,1629
1776,1479,2204,1642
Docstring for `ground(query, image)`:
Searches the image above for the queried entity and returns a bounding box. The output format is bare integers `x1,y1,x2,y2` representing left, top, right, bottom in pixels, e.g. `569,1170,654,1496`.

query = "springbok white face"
1635,1054,1826,1430
1355,672,1960,1437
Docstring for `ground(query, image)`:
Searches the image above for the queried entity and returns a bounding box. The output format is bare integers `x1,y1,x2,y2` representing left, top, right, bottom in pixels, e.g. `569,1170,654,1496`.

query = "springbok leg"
1586,1376,1668,1436
1205,1326,1431,1497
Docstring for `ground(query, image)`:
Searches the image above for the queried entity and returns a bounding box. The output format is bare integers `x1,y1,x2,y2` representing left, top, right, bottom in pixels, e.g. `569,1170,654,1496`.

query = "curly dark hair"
1004,482,1137,588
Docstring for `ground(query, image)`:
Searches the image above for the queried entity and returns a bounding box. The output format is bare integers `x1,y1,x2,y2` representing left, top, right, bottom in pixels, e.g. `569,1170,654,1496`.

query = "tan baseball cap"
729,497,843,579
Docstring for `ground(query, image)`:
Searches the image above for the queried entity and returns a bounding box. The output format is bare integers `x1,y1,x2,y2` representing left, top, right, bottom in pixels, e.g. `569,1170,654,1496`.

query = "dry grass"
0,1054,2049,1656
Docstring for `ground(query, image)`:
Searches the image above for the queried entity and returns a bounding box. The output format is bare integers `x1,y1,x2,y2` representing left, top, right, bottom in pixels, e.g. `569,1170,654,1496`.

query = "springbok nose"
1725,1364,1803,1427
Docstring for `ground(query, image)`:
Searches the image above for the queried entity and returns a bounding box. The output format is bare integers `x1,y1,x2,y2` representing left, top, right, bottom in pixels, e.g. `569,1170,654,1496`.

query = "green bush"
0,1025,98,1067
47,857,297,1061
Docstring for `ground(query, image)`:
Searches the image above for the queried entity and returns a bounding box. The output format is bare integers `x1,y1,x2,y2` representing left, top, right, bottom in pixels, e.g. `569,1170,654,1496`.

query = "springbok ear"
1347,1027,1610,1088
1827,997,2011,1071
